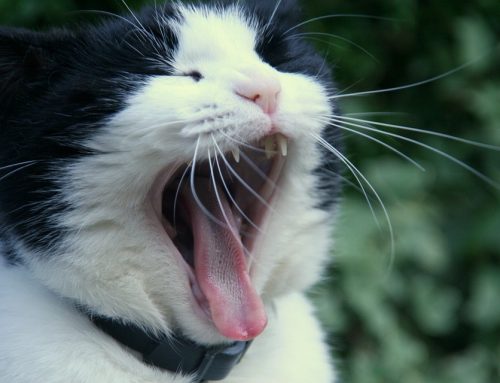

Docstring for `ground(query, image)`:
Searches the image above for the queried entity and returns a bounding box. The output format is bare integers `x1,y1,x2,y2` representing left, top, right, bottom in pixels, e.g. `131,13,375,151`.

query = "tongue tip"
218,316,268,341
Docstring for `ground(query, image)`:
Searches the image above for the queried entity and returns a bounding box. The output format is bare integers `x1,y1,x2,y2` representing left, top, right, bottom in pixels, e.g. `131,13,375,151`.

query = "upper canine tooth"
231,147,241,163
264,136,275,159
277,134,288,156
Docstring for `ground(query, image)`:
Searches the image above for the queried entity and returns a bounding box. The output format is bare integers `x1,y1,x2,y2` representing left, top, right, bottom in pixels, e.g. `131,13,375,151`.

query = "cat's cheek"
273,72,332,138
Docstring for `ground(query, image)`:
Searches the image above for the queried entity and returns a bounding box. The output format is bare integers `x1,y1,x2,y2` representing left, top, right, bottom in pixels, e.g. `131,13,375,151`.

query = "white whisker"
263,0,283,33
120,0,164,56
211,135,263,235
331,116,500,188
213,138,275,213
0,162,39,183
321,168,364,194
218,130,267,154
316,117,426,171
329,58,486,100
283,14,397,36
189,137,228,228
315,134,380,228
172,163,192,231
239,152,281,192
335,115,500,151
0,160,39,172
287,32,379,63
207,148,239,238
336,78,364,96
311,132,395,273
345,112,409,118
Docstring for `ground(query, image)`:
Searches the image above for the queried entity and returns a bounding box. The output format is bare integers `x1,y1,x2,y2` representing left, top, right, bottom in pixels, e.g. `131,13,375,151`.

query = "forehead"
175,5,259,61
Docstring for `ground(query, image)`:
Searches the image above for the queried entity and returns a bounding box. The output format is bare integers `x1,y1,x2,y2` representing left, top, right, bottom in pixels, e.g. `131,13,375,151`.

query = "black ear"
0,28,67,118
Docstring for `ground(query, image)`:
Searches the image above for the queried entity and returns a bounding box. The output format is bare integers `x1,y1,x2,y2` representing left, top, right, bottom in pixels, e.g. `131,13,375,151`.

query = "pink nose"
234,69,281,115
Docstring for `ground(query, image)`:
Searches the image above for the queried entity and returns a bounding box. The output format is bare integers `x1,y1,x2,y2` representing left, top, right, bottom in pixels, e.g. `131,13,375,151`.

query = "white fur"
0,5,337,382
0,260,335,382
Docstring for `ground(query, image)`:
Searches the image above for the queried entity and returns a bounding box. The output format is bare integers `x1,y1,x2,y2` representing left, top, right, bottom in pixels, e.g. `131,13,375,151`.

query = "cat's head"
0,0,341,344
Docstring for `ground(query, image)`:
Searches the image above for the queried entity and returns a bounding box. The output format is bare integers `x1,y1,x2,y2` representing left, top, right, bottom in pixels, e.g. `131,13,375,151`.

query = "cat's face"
0,1,341,344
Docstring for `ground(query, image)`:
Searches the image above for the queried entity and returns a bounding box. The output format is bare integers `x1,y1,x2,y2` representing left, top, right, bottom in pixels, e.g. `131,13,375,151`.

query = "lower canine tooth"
277,134,288,156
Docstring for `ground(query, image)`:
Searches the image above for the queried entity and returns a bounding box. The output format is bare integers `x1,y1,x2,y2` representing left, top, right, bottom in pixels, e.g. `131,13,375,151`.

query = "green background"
1,1,499,382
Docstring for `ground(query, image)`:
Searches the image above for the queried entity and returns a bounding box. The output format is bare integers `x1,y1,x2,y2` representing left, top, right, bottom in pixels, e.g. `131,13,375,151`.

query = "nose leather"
234,67,281,114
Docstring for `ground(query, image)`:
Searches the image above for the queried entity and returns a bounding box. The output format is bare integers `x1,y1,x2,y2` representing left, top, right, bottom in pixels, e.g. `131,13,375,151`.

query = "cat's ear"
0,28,68,115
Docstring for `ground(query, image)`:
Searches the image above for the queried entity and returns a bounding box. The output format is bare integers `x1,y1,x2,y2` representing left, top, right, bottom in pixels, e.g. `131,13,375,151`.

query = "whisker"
329,58,487,100
207,148,239,238
69,9,143,29
316,117,426,171
311,132,396,273
212,138,275,213
120,0,164,56
313,51,330,81
314,134,380,228
218,130,267,154
211,135,263,234
189,137,228,228
120,119,191,144
120,0,149,36
321,168,364,194
336,78,365,97
0,160,39,172
331,117,500,188
0,162,39,183
345,112,409,118
283,14,398,36
121,36,147,58
287,36,342,51
263,0,283,33
335,115,500,151
239,152,281,192
287,32,379,63
172,163,192,231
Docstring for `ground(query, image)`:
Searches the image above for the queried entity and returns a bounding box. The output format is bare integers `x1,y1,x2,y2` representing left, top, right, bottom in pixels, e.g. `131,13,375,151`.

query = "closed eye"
185,70,204,82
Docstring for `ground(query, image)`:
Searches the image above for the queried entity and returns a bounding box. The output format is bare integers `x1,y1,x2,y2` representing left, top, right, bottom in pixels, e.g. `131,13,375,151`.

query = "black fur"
0,0,342,260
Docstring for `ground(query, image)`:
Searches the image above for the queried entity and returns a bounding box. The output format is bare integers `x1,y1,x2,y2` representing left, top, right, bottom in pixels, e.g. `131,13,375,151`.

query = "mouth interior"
160,134,286,341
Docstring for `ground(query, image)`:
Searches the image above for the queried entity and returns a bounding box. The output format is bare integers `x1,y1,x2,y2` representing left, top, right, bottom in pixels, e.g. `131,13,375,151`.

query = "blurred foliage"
1,0,499,382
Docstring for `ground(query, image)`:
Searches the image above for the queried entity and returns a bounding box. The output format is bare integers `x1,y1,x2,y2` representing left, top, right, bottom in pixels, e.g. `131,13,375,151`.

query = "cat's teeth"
231,147,241,163
264,136,275,159
277,134,288,157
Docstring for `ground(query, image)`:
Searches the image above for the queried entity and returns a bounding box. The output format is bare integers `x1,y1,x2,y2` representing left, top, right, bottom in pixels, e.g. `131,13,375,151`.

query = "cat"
0,0,342,382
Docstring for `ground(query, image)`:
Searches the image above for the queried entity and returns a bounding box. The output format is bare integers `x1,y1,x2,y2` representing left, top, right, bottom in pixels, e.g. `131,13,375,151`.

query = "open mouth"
153,133,288,341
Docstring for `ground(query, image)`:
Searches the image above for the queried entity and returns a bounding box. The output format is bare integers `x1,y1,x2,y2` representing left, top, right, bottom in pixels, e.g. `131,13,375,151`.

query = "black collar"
89,315,252,382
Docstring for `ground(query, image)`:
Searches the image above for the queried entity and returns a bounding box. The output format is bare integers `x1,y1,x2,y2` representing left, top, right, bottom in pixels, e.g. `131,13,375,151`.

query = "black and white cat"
0,1,342,382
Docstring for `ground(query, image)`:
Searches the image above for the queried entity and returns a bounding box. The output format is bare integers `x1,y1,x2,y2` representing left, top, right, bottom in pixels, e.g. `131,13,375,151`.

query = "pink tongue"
185,179,267,340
